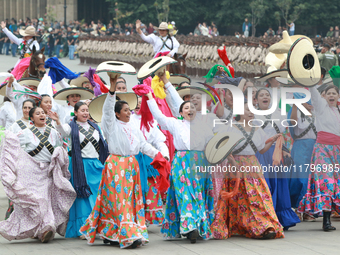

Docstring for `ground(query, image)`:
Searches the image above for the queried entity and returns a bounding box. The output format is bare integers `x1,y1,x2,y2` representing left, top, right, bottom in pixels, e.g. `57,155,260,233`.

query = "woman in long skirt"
0,106,76,243
254,88,300,229
298,85,340,231
212,101,284,239
145,77,215,243
53,102,108,238
80,77,164,248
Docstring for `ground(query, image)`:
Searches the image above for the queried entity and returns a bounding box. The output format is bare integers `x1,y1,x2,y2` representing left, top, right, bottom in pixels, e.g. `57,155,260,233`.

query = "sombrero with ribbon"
0,84,6,96
269,30,313,54
205,132,245,165
96,61,136,78
137,56,177,80
19,26,38,37
168,74,191,86
255,51,288,82
176,86,216,103
287,37,321,87
18,78,40,88
69,74,90,87
88,92,138,123
53,86,94,101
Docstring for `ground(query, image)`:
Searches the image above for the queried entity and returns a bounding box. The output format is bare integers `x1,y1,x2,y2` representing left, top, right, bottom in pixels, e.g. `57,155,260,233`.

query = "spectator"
208,26,213,35
276,26,283,37
147,23,154,34
199,22,209,36
326,26,334,37
55,30,62,58
266,27,275,37
194,25,201,36
0,29,5,54
318,44,338,77
212,26,219,36
334,26,340,38
9,19,18,57
335,46,340,65
67,29,75,60
18,19,25,28
235,32,240,38
106,23,114,35
242,18,251,37
287,20,295,35
54,21,60,29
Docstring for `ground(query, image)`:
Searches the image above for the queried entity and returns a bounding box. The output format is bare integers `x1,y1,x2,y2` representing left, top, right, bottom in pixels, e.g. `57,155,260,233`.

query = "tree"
274,11,281,27
249,0,268,37
275,0,306,25
154,0,170,23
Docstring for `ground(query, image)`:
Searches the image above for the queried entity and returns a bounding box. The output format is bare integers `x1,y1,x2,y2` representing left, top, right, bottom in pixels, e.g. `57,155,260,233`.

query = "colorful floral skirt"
79,155,148,248
211,158,228,208
211,155,284,239
65,158,104,238
256,144,300,229
161,150,214,240
135,152,164,225
298,143,340,215
288,139,316,208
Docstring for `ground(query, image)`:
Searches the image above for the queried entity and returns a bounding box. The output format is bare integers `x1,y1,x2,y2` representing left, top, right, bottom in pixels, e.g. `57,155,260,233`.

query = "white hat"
154,22,174,31
205,132,245,165
269,31,313,54
18,78,40,88
287,37,321,87
137,56,177,80
171,21,175,25
69,75,90,88
19,26,38,37
0,84,6,96
53,86,94,101
168,74,191,86
96,61,136,78
88,92,138,123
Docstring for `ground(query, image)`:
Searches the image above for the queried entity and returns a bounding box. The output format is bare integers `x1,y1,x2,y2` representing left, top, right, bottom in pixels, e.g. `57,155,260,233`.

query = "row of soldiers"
77,34,290,78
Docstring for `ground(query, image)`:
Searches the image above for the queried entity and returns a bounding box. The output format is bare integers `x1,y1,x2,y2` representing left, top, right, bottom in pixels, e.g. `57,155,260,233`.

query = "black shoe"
130,239,142,249
323,211,336,231
187,229,199,244
103,239,119,246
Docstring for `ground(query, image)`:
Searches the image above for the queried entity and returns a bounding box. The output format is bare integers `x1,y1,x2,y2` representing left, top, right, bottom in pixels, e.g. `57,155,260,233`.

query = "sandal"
303,213,316,222
41,231,53,243
260,228,276,240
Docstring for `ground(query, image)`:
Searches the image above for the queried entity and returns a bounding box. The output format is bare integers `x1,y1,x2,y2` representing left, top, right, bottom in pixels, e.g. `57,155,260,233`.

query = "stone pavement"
1,55,340,254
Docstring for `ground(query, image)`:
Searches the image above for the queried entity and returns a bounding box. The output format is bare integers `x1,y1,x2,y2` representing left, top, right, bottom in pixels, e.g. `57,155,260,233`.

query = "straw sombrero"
269,31,313,54
176,86,212,99
154,22,174,31
19,26,38,37
137,56,177,80
256,67,289,82
88,92,138,123
255,51,288,82
287,37,321,87
18,78,40,87
0,84,6,96
53,86,94,101
205,132,245,165
69,75,90,87
169,74,191,86
96,61,136,78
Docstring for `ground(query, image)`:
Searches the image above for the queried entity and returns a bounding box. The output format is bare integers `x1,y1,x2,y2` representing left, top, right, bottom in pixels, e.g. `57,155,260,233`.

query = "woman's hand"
0,21,6,30
283,151,291,158
7,76,14,87
158,71,169,84
146,91,153,100
136,20,142,34
109,75,118,92
48,111,61,126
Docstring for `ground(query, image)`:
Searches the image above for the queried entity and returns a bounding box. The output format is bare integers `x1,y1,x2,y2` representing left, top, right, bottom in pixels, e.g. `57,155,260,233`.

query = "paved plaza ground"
0,54,340,254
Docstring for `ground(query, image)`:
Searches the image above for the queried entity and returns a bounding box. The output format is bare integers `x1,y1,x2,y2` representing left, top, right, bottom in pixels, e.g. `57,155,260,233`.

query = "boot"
323,211,336,231
187,229,199,244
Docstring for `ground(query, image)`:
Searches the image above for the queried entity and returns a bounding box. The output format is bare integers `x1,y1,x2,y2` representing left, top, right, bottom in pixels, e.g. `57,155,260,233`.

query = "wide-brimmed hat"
96,61,136,78
19,26,38,37
53,86,94,101
154,22,173,31
169,74,191,86
205,132,245,165
255,51,288,82
269,31,313,54
287,37,321,87
137,56,177,80
88,92,138,123
0,84,6,96
69,75,90,87
18,78,40,87
176,86,214,100
256,67,288,82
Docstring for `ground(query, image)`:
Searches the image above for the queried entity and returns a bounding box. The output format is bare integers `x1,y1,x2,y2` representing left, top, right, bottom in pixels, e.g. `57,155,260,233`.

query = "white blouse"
255,108,287,139
310,86,340,137
8,118,33,133
130,114,169,159
293,110,317,140
147,98,214,151
139,33,180,57
17,126,63,163
217,124,266,156
0,102,17,129
102,93,159,158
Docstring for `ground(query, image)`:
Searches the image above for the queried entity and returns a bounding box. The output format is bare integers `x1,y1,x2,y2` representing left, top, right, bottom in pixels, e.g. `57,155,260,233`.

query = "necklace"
331,107,340,125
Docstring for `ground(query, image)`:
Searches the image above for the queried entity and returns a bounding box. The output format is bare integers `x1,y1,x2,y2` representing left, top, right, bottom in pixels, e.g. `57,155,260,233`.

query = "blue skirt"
256,145,300,229
65,158,104,238
289,139,316,208
161,150,214,240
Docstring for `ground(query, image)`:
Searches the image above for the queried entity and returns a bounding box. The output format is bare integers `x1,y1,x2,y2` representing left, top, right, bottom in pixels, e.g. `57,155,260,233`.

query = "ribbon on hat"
83,67,102,97
132,78,155,134
151,71,170,99
203,64,232,83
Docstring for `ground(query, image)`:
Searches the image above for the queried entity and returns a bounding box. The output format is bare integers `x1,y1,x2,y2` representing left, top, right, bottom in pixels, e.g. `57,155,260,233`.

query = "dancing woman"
298,85,340,231
80,77,161,249
254,88,300,230
0,107,76,243
145,89,215,243
53,102,108,238
8,99,36,133
212,100,284,239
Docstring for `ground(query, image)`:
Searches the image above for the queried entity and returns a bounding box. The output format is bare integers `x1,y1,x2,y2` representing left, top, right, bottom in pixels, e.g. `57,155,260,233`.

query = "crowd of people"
0,19,340,250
